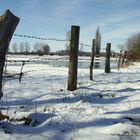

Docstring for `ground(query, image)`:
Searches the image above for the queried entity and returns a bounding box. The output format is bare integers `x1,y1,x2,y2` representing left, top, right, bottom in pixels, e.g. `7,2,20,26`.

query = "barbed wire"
14,34,69,42
79,43,91,48
14,33,92,49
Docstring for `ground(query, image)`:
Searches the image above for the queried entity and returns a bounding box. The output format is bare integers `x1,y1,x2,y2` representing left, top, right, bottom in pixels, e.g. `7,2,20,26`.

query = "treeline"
9,42,50,55
53,50,91,56
9,41,114,57
53,50,111,57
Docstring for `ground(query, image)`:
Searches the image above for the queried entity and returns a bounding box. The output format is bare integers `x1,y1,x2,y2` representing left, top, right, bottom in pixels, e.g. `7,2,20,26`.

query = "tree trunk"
0,9,20,99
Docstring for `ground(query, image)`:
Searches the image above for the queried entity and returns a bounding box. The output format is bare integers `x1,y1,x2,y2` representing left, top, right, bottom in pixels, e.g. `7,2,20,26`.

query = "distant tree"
12,42,18,53
65,30,71,51
33,42,50,55
126,32,140,60
42,44,50,55
24,42,30,54
80,43,83,52
33,42,43,54
33,42,40,53
19,42,24,53
95,26,101,57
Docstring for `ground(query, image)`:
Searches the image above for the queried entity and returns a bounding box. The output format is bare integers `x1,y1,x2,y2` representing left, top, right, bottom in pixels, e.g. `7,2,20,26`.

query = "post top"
71,25,80,28
107,43,111,46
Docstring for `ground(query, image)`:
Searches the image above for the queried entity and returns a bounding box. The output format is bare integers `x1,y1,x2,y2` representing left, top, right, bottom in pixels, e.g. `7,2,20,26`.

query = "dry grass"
0,112,9,120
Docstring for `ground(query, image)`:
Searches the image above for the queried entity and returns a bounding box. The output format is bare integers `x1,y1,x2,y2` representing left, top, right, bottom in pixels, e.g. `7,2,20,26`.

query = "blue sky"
0,0,140,52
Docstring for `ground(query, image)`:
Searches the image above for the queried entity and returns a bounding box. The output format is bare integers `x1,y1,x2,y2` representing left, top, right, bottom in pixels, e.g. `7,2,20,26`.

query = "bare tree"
19,42,24,53
33,42,50,55
24,42,30,54
33,42,39,53
43,44,50,55
65,30,71,51
12,42,18,53
126,32,140,60
95,26,101,57
80,43,83,52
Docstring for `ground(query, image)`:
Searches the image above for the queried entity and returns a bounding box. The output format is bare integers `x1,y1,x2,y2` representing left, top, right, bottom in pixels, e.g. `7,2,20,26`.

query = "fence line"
14,34,69,42
14,33,92,49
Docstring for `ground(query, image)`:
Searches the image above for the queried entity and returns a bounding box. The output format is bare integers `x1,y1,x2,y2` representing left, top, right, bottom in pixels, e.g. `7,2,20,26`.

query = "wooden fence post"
0,9,20,99
90,39,95,80
121,50,127,66
118,50,123,70
67,25,80,91
105,43,111,73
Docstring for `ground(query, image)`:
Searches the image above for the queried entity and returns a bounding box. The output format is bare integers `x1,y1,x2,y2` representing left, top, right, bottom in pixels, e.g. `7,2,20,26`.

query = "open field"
0,55,140,140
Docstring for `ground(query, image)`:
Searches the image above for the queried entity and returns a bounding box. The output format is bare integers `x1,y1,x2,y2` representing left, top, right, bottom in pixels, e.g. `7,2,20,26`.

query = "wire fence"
14,33,92,49
14,34,70,42
13,33,140,58
6,32,120,81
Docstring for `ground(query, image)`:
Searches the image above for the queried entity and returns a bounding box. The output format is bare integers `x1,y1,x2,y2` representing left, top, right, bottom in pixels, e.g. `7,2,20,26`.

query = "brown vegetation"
126,32,140,61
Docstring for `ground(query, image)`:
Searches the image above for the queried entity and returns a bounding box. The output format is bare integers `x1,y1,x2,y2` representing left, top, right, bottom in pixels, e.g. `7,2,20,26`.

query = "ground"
0,55,140,140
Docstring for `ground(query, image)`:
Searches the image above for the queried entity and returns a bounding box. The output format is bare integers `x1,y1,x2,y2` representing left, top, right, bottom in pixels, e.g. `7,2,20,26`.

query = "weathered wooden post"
67,25,80,91
121,50,127,67
118,50,123,70
0,9,20,99
105,43,111,73
90,39,95,80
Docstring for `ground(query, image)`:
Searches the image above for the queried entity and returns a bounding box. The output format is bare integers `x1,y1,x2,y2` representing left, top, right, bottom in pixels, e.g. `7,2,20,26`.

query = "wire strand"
14,33,92,48
14,34,70,42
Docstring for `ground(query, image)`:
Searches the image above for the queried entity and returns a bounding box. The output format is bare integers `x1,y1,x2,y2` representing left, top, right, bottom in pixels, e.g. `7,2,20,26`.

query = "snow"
0,55,140,140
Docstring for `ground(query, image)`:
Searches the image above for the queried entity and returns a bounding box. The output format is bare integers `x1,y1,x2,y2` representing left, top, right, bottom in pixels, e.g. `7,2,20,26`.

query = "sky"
0,0,140,52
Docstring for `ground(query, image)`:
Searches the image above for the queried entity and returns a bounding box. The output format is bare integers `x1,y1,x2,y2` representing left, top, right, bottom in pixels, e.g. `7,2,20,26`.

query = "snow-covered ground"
0,55,140,140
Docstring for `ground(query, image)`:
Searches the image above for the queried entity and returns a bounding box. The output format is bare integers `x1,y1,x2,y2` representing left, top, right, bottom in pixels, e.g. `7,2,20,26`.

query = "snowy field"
0,55,140,140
